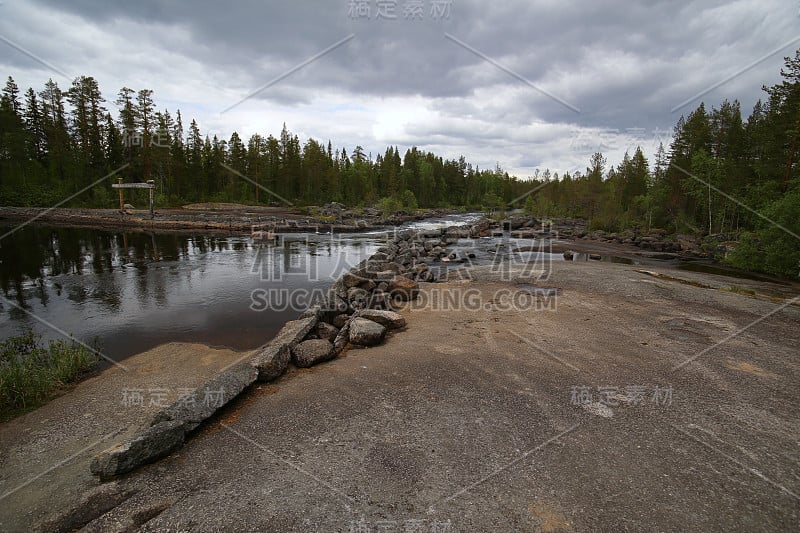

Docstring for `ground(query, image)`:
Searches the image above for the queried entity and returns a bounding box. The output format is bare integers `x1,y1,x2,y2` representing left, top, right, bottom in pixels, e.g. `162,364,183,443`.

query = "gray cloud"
1,0,798,177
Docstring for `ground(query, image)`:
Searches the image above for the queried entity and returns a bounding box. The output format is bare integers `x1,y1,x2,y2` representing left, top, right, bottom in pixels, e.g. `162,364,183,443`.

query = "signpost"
112,178,156,218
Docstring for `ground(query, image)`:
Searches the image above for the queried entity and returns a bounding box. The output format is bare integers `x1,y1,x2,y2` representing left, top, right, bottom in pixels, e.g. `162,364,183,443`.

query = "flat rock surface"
0,343,247,532
5,260,800,531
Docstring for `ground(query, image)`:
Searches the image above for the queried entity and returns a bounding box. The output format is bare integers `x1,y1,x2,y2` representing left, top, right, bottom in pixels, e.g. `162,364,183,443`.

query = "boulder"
388,275,419,301
358,279,377,292
316,322,339,342
374,270,398,282
90,420,185,480
151,363,258,432
349,317,387,346
367,290,389,309
271,317,318,348
358,309,406,329
299,305,322,320
333,316,354,354
292,339,335,368
417,270,435,282
332,313,349,328
250,343,291,382
347,287,369,311
343,271,368,288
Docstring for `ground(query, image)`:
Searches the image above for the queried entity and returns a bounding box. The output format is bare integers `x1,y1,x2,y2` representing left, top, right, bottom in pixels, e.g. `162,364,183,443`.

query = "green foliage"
401,189,418,211
482,191,503,211
727,186,800,277
523,194,536,216
377,196,403,218
724,231,762,271
0,329,99,419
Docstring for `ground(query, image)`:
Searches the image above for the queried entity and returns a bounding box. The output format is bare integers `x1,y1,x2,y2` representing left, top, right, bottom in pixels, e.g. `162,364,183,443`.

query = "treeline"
0,76,530,209
1,51,798,276
523,50,800,277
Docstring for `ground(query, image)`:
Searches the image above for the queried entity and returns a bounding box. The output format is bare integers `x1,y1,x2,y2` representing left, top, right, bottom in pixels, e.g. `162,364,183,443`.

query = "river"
0,213,482,365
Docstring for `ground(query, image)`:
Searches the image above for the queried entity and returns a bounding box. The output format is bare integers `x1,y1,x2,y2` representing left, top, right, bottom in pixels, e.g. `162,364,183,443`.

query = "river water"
0,214,482,364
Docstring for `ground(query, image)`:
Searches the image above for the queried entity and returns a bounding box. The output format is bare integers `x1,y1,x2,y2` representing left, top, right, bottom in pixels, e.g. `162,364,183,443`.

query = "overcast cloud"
1,0,798,177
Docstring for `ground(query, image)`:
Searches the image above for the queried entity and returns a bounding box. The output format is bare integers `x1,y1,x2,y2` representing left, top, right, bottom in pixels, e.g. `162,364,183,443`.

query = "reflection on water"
0,226,382,364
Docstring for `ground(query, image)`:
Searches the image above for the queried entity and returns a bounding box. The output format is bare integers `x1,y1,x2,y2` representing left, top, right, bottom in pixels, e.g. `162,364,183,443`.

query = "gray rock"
333,316,353,354
415,270,430,282
332,313,349,328
358,309,406,329
151,363,258,432
271,317,318,348
395,254,413,266
90,420,185,480
316,322,339,342
347,286,368,302
374,270,398,282
367,290,389,309
383,261,404,273
388,275,419,301
299,305,322,320
329,278,348,298
250,343,291,382
349,318,387,346
343,271,368,288
347,287,369,310
358,279,377,292
292,339,335,368
322,294,349,319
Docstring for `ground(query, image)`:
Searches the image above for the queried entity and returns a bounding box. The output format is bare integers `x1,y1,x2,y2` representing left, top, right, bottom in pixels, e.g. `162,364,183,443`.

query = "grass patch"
724,285,757,296
0,330,99,421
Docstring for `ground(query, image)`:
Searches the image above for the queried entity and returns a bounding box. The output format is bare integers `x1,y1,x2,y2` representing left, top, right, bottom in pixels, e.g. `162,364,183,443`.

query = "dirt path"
7,260,797,531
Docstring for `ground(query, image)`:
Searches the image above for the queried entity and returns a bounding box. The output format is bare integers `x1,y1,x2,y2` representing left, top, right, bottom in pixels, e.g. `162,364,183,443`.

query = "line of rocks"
480,215,706,259
89,225,474,481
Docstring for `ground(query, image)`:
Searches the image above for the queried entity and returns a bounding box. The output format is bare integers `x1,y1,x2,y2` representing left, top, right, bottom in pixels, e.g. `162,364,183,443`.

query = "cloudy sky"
1,0,798,178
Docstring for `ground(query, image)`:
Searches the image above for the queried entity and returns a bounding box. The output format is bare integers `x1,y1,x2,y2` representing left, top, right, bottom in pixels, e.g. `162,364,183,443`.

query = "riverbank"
0,204,459,236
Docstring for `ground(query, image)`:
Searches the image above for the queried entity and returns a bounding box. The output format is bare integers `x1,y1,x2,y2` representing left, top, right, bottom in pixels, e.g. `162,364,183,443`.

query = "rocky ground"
1,242,798,530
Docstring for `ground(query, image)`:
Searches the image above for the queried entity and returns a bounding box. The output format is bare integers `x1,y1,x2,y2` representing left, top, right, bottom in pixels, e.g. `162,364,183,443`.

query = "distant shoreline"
0,205,462,236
